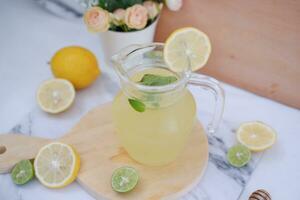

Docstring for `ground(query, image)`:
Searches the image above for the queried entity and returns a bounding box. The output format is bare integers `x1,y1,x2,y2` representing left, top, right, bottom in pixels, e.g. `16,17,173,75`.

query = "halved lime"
227,145,251,168
11,160,34,185
111,167,139,193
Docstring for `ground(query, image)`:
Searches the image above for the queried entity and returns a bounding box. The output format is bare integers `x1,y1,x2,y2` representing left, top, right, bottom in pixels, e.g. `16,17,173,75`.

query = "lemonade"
112,67,196,166
111,41,224,166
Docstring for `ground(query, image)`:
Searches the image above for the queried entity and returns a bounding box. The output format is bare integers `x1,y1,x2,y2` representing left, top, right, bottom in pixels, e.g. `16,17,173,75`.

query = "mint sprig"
128,74,177,112
128,99,145,112
139,74,177,86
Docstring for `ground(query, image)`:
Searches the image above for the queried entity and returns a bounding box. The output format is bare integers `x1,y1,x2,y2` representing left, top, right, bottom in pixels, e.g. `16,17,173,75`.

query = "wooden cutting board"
155,0,300,108
0,103,209,200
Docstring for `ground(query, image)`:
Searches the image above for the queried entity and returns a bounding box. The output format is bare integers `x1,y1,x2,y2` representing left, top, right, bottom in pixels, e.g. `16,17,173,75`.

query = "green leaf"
98,0,143,12
128,99,146,112
124,0,143,7
139,74,178,86
109,23,130,32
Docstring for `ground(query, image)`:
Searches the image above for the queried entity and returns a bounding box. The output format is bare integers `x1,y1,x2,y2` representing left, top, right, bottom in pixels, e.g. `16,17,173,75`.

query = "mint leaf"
128,99,145,112
139,74,177,86
128,74,177,112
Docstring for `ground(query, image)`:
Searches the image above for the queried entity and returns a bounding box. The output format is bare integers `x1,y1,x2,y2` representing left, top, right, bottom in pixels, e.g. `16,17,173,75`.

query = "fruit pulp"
112,67,196,166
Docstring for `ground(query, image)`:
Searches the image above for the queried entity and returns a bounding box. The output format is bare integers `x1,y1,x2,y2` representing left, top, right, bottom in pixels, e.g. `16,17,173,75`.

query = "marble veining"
10,114,33,136
207,133,262,187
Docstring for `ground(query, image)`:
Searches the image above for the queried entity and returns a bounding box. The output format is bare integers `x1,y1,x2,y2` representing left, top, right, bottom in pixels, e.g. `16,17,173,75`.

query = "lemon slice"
237,121,277,152
34,142,80,188
37,79,75,114
164,27,211,72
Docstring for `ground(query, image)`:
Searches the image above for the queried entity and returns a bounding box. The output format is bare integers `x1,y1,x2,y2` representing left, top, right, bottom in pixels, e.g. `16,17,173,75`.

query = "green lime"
111,167,139,193
227,145,251,168
11,160,34,185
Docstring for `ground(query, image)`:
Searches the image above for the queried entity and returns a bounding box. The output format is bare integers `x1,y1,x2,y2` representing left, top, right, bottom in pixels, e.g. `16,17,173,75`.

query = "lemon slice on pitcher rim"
237,121,277,152
34,142,80,188
164,27,212,72
37,79,75,114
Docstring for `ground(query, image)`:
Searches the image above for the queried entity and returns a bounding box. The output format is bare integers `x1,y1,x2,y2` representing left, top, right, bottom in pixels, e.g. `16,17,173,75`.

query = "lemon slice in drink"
164,27,211,72
34,142,80,188
237,121,277,152
37,79,75,114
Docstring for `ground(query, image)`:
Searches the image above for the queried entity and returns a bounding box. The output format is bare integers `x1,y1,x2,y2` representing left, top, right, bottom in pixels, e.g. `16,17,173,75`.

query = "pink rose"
143,1,160,19
84,7,110,32
112,8,126,25
125,5,148,30
165,0,183,11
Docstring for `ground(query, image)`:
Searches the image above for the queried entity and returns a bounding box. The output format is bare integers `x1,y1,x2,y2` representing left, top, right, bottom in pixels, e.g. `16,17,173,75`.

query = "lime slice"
11,160,34,185
111,167,139,193
227,145,251,168
237,121,277,152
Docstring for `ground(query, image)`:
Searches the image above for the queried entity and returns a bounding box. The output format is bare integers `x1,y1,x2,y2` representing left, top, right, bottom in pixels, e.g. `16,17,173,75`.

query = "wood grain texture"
0,134,50,173
0,103,209,200
155,0,300,108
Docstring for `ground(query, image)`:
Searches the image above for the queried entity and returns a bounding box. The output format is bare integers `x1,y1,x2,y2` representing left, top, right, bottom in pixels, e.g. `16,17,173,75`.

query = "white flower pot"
99,18,159,59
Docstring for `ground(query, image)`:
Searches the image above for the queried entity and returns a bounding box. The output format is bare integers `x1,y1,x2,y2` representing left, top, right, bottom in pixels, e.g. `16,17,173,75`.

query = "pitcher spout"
110,44,145,77
110,53,121,68
110,51,126,78
110,50,122,68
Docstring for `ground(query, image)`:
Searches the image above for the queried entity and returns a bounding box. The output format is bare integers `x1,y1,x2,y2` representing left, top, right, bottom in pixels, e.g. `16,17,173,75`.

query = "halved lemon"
34,142,80,188
37,79,75,114
237,121,277,152
164,27,211,72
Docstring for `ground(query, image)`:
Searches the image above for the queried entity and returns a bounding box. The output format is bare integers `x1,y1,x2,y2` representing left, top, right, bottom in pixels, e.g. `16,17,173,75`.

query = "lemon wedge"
34,142,80,188
164,27,211,72
37,79,75,114
237,121,277,152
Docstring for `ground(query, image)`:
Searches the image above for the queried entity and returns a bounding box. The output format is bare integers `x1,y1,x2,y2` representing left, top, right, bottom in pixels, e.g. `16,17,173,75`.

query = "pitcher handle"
188,73,225,134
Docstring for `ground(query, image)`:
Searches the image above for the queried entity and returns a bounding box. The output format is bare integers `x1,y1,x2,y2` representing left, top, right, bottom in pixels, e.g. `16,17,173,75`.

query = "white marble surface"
1,0,300,199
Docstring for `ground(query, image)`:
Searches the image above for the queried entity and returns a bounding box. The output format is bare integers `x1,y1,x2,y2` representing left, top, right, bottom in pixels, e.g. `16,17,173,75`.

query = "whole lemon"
50,46,100,89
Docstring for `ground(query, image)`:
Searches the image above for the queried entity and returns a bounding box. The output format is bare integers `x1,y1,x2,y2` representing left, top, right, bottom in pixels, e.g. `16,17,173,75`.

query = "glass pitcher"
111,43,225,166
